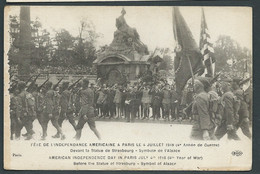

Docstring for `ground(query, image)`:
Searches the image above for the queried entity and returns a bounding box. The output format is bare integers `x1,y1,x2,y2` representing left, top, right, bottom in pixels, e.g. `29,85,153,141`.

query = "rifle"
239,77,251,86
53,76,64,90
37,78,49,92
25,75,36,86
9,80,18,93
68,77,83,90
10,74,14,80
210,72,221,85
26,74,41,92
183,74,222,117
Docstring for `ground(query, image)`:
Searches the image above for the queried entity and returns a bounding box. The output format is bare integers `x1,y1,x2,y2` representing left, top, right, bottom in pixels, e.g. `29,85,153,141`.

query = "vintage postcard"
4,6,252,170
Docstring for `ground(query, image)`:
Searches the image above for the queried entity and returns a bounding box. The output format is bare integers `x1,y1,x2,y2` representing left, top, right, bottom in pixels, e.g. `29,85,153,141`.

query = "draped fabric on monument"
172,7,204,96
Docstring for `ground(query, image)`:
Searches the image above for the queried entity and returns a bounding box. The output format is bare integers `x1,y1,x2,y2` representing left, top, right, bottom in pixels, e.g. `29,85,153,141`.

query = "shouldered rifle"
210,72,221,85
68,77,83,90
26,74,41,92
10,74,14,80
37,78,49,92
25,74,37,86
53,76,64,90
239,77,251,86
9,80,18,93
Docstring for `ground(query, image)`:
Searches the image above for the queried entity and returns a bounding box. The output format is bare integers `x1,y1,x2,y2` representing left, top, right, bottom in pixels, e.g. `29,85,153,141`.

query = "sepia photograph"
4,6,252,170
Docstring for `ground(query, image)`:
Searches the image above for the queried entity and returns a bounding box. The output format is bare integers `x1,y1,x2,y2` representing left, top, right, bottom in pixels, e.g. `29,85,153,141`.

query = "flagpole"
187,56,195,91
209,56,214,77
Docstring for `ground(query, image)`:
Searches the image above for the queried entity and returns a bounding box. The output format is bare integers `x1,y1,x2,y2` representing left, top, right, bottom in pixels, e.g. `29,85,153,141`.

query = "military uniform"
170,88,178,120
124,90,136,122
107,89,116,118
32,90,45,133
244,85,252,121
190,91,215,140
10,93,20,139
150,89,163,120
141,88,151,119
114,88,123,118
96,89,107,117
16,90,36,140
162,89,171,120
215,91,240,140
75,86,100,140
41,88,64,140
233,88,251,139
58,89,77,130
74,87,82,116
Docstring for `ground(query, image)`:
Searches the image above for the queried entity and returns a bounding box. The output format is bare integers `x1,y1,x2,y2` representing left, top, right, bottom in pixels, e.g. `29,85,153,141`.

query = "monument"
18,6,32,80
94,9,150,85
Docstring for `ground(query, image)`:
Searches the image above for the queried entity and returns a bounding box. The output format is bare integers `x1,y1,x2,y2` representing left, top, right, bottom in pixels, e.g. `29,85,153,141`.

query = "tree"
214,35,252,78
73,19,101,66
52,29,75,66
8,16,54,67
8,15,20,65
158,54,174,72
31,19,54,66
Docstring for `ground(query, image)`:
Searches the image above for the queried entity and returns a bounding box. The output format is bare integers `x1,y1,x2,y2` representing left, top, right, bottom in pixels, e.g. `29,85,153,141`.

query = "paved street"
14,118,252,142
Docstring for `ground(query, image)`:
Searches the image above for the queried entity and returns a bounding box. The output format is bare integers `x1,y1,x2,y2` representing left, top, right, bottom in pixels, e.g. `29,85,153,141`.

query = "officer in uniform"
124,85,133,122
106,86,116,119
75,79,101,140
215,81,240,140
232,79,251,139
41,81,65,140
141,85,152,120
170,84,178,121
96,86,107,117
16,81,36,140
150,85,163,120
190,80,215,140
124,85,142,122
114,85,123,119
162,84,171,121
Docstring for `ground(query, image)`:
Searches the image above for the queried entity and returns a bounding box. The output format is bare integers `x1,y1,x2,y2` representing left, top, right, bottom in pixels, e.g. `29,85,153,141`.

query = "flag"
199,8,215,77
154,48,165,59
172,7,204,96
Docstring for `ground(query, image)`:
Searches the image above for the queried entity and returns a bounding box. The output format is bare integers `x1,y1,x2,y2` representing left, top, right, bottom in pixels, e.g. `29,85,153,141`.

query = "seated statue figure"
112,8,148,55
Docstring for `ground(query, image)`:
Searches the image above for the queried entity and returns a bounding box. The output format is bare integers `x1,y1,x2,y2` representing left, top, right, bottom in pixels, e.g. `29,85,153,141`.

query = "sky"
7,6,252,52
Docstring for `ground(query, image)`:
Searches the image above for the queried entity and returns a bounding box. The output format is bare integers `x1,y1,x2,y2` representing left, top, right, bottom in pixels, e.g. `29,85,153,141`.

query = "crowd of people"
10,65,97,75
189,77,252,140
9,74,252,141
31,65,96,75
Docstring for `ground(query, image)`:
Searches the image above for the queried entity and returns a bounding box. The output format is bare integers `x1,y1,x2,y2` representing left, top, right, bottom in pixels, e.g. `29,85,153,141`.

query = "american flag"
199,8,215,77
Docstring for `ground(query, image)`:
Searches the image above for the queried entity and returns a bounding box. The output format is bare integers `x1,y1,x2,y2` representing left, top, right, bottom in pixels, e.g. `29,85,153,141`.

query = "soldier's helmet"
233,77,241,84
82,79,89,87
220,79,232,91
17,81,26,91
196,76,211,92
62,81,69,89
45,81,53,89
194,79,204,92
31,84,38,92
76,81,82,88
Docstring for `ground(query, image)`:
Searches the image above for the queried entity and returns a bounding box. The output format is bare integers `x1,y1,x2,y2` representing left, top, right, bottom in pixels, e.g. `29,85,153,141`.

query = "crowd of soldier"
9,75,252,141
189,77,252,140
10,78,100,141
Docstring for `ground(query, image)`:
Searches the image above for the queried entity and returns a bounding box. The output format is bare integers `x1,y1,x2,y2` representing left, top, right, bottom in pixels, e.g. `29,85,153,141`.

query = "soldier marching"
9,74,252,141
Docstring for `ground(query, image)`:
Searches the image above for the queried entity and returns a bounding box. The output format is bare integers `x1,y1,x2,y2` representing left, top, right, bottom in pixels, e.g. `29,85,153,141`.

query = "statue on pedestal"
102,8,148,60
